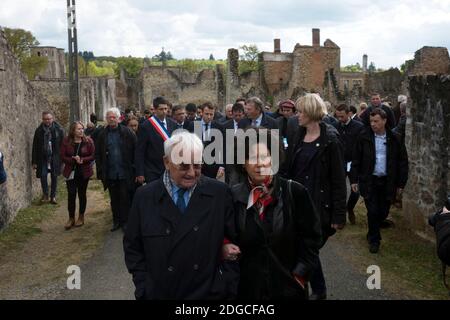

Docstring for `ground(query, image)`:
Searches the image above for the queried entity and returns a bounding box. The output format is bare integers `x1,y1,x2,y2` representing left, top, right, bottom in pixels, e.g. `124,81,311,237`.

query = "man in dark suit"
135,97,177,184
350,108,408,254
335,104,364,225
276,99,296,149
124,131,239,300
192,102,225,180
172,105,193,131
223,103,245,186
360,93,397,129
238,97,279,130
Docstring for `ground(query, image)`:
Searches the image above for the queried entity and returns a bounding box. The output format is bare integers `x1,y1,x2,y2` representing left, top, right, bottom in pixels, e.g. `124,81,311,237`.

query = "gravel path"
57,228,402,300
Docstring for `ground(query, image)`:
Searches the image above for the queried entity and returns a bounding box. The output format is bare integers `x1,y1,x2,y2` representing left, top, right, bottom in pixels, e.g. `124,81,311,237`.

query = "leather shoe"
50,198,58,205
74,214,85,228
369,243,380,254
111,224,121,232
310,292,327,300
65,218,75,230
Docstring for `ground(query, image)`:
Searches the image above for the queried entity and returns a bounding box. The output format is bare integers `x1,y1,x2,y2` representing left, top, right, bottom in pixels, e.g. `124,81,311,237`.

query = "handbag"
65,142,82,181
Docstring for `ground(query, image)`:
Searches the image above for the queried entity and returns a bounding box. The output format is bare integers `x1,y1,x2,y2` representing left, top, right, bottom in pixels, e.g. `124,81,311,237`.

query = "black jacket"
350,127,409,200
238,113,279,130
232,176,322,299
281,121,347,241
360,105,397,129
95,125,137,191
135,117,177,183
32,122,65,178
336,119,364,163
123,176,237,300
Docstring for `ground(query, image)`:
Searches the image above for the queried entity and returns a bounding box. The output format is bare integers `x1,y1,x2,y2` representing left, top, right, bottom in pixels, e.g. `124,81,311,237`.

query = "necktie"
204,123,210,141
176,188,187,214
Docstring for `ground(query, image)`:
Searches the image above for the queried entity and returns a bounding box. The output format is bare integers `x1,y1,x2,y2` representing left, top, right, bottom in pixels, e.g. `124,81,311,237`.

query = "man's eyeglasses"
175,163,202,171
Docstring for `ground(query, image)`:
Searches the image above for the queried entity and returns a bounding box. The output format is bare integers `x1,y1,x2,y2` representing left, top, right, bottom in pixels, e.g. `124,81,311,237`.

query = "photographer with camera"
429,196,450,293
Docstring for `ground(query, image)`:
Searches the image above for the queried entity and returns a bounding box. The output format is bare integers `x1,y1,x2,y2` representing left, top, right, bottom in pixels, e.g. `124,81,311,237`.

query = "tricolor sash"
149,116,170,141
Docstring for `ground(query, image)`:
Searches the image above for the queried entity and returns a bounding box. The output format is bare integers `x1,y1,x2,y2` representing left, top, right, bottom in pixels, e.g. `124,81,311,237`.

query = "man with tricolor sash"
135,97,177,184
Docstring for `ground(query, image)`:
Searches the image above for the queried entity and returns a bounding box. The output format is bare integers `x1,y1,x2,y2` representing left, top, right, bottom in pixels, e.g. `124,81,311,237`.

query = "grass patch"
337,201,450,300
0,178,67,252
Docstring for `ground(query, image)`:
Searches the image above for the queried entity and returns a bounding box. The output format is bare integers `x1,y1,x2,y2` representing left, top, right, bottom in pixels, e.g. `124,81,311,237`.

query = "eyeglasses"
175,163,202,171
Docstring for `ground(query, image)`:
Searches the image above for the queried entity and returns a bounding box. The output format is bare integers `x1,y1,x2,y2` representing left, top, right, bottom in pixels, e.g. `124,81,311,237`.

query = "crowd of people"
1,92,411,300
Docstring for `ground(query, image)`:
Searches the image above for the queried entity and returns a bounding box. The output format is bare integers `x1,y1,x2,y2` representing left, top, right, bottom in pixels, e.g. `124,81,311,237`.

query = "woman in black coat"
281,94,347,300
227,128,322,300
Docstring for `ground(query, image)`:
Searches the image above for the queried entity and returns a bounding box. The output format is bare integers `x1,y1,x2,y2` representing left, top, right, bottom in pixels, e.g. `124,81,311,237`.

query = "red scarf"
247,176,275,221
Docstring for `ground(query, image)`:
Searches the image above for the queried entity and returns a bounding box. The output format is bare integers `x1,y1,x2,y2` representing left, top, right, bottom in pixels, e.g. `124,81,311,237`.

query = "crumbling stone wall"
142,66,224,109
31,76,116,126
0,31,52,229
403,75,450,239
408,47,450,76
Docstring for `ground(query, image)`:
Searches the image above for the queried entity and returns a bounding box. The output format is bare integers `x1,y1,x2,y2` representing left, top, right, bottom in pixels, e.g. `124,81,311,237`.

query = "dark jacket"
238,113,279,130
336,119,364,163
281,121,347,241
360,105,397,129
232,176,322,299
189,120,226,179
135,117,177,183
323,114,339,129
0,151,6,185
95,125,137,191
393,115,407,145
123,176,238,300
60,136,96,180
32,122,65,178
350,127,409,200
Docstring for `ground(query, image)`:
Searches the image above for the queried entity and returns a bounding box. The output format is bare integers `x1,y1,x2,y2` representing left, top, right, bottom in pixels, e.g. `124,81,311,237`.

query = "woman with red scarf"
227,128,322,300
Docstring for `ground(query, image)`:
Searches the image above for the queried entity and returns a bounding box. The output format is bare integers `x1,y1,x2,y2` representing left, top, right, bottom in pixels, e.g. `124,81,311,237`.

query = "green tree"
179,59,198,73
209,54,215,61
21,55,48,79
3,27,39,60
3,27,48,79
114,56,144,78
239,44,260,75
342,63,362,72
368,62,376,73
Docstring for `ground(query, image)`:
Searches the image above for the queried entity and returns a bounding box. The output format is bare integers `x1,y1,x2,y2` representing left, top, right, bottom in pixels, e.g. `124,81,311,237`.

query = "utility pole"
67,0,80,122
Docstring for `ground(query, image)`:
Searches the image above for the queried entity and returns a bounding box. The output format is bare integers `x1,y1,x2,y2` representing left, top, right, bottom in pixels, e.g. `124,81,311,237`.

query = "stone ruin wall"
0,31,52,229
30,76,116,126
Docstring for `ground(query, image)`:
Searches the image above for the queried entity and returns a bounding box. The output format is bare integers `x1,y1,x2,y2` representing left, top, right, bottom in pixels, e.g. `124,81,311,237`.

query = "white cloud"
0,0,449,68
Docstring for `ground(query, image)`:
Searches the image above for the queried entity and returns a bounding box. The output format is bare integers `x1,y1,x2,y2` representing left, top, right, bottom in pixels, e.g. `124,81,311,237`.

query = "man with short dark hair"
195,102,225,180
238,97,279,130
223,103,245,186
360,93,397,129
172,105,192,131
350,108,409,253
335,104,364,224
185,103,199,122
32,111,65,204
135,97,177,184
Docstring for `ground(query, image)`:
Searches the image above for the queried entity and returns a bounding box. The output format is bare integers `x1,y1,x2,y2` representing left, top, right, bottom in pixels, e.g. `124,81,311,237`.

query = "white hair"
164,131,203,165
105,107,121,119
398,95,407,104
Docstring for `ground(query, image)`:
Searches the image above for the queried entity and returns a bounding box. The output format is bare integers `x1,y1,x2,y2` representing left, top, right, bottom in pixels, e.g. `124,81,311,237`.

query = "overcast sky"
1,0,449,68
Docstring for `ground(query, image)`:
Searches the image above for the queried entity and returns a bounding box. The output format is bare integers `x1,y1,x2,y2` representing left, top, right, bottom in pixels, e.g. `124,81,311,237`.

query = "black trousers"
347,174,360,211
66,176,89,219
364,176,392,245
108,179,131,226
